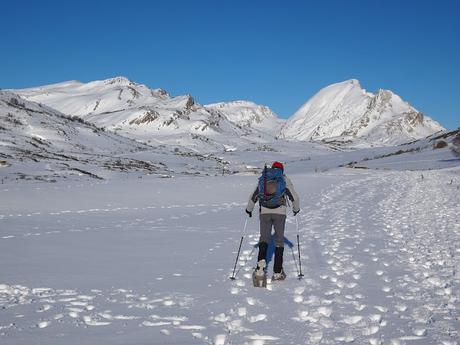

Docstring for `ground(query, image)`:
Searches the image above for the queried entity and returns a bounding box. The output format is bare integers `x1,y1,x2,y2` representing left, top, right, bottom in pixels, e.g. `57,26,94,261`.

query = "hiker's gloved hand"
293,209,300,216
245,209,252,217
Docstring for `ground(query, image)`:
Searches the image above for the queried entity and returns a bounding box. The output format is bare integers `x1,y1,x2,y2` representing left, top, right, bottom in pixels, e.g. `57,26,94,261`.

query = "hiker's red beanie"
272,161,284,171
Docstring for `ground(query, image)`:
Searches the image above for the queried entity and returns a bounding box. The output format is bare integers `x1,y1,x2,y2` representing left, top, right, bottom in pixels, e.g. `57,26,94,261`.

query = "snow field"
0,169,459,344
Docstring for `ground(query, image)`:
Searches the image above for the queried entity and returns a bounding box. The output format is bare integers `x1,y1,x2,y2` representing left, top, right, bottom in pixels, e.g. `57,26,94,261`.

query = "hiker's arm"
285,177,300,213
246,186,259,212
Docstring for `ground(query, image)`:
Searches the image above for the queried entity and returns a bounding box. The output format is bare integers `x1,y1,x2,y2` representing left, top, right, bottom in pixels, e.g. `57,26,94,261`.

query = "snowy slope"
0,91,238,181
336,129,460,171
0,90,146,153
0,90,173,180
279,79,445,145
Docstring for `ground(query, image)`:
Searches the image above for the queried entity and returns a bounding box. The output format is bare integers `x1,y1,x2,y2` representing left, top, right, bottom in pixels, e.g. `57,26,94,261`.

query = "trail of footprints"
0,282,281,345
222,176,392,344
298,172,458,344
378,171,460,344
227,171,459,344
290,175,394,344
0,283,210,341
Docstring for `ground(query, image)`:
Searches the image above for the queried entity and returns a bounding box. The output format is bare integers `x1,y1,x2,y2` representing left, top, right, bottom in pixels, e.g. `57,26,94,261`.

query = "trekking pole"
296,216,304,279
290,245,300,277
230,218,248,280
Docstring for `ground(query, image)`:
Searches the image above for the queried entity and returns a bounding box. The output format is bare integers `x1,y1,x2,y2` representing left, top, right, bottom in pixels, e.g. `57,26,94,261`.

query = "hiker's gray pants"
259,213,286,247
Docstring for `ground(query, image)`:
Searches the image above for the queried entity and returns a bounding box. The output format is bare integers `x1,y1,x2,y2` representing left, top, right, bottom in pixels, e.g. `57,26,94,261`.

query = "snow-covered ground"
1,71,457,345
1,163,459,344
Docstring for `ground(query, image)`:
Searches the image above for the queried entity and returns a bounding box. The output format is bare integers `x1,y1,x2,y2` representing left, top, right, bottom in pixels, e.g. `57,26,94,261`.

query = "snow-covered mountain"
279,79,445,145
13,77,446,149
0,90,243,180
15,77,227,134
205,100,283,136
0,90,146,154
13,77,284,151
0,90,175,180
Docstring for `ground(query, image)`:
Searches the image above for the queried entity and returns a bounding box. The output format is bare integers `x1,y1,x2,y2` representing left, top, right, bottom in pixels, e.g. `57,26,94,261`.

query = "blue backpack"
258,166,286,209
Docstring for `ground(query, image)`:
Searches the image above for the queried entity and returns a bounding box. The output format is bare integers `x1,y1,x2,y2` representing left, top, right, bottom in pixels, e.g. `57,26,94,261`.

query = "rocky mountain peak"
279,79,445,145
104,76,133,86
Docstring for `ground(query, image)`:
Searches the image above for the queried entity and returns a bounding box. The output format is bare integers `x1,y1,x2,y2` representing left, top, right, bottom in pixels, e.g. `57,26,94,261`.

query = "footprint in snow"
317,306,333,318
83,316,111,326
53,314,64,320
230,287,239,295
342,315,363,325
362,325,380,336
246,297,259,306
36,304,52,312
248,314,267,323
37,321,51,329
214,334,227,345
142,321,171,327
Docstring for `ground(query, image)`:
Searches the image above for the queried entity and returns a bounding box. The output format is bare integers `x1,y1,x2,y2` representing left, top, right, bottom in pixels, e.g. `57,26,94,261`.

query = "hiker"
245,161,300,280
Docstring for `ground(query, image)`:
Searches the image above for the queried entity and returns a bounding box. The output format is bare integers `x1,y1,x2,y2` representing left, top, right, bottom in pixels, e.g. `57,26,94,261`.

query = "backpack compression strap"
263,165,268,197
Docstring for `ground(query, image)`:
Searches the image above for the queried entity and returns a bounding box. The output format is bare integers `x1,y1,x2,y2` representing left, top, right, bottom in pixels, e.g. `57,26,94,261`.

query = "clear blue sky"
1,0,459,129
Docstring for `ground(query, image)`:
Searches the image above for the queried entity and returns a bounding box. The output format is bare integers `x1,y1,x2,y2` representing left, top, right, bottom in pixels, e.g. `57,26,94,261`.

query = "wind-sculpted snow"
1,169,459,344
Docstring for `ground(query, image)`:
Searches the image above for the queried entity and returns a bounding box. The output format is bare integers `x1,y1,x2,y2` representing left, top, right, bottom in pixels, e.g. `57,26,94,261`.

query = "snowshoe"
272,269,286,281
252,259,267,288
